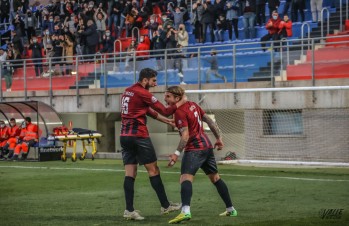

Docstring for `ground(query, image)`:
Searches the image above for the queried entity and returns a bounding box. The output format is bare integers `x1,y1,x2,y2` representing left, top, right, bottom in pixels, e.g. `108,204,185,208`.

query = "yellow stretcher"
54,132,102,162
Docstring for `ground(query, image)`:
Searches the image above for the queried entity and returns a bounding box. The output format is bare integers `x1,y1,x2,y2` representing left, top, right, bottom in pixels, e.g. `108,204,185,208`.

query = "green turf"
0,160,349,226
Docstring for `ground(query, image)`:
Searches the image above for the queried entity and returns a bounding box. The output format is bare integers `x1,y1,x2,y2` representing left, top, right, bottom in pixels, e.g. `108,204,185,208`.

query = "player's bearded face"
145,77,157,89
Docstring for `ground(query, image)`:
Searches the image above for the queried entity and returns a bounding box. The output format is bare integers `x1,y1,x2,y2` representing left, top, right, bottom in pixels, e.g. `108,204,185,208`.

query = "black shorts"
181,148,218,176
120,136,157,165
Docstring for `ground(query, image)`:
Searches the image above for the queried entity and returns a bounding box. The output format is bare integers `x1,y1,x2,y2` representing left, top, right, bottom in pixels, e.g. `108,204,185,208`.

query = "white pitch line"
1,165,349,182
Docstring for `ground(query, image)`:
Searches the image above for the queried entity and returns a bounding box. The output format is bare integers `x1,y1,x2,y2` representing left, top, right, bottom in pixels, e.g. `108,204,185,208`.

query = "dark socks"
214,179,233,208
124,176,135,212
149,174,170,208
181,180,192,206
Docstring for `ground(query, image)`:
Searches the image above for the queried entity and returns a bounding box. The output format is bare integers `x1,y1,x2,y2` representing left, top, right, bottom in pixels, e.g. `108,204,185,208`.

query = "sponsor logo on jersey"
151,96,158,103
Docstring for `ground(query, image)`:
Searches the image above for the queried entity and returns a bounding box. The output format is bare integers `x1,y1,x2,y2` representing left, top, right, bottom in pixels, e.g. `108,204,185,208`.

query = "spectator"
260,10,281,51
79,19,99,60
94,7,108,49
119,0,132,38
215,14,228,42
0,0,10,24
64,14,77,35
176,23,189,52
42,29,54,63
282,0,292,16
242,0,256,39
124,39,136,70
108,0,122,38
0,48,9,91
310,0,323,22
4,49,14,91
162,13,174,33
23,9,37,42
136,35,151,61
168,3,187,30
12,13,25,46
52,34,64,75
100,30,115,53
63,34,74,75
125,8,138,37
202,0,216,43
152,25,166,71
278,14,293,39
11,30,24,56
267,0,280,17
75,17,86,56
191,0,204,43
29,36,43,77
292,0,305,22
225,0,240,41
144,14,159,40
43,15,55,34
255,0,266,26
204,49,227,83
173,44,186,85
164,25,177,69
10,116,39,161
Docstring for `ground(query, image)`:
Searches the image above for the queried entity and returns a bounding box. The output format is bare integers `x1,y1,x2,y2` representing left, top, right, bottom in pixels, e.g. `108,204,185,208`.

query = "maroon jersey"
175,101,213,151
120,83,177,137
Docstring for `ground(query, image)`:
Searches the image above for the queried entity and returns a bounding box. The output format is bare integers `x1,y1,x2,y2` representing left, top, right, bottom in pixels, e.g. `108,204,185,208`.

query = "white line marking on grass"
1,165,349,182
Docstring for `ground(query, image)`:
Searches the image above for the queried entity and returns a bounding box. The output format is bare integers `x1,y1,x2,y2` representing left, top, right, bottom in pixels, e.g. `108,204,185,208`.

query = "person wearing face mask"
29,36,43,77
9,117,39,161
100,30,115,53
168,3,187,30
144,14,159,40
0,118,20,160
260,10,281,51
136,35,150,61
43,16,55,34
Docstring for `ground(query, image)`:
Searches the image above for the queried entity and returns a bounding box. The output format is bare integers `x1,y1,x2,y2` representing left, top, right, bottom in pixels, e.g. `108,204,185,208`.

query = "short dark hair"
25,117,31,123
10,118,16,121
138,68,157,82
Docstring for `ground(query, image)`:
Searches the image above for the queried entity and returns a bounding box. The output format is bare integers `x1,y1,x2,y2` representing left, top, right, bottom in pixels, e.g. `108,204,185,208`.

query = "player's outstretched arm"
168,127,189,167
202,114,224,150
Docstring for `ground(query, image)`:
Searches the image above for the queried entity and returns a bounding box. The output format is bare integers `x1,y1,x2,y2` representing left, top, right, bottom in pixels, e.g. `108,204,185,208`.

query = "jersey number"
194,111,202,128
121,96,130,114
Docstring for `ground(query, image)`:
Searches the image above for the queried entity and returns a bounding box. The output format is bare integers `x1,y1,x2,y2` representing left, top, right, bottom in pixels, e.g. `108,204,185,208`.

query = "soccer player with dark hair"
120,68,184,220
164,86,237,224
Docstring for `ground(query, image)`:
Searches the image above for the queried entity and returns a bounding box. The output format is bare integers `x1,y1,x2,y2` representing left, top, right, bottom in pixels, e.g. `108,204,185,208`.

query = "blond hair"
166,86,185,98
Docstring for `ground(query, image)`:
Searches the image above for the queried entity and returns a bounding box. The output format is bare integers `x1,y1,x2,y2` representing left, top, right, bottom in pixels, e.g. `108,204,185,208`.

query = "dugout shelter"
0,101,63,161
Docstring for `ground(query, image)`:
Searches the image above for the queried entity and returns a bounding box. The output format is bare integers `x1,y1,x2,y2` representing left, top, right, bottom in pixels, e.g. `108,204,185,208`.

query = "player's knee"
208,173,220,183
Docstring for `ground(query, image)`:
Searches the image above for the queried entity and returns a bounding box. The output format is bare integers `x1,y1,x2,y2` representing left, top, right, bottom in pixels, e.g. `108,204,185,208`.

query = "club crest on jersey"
151,96,158,103
177,120,182,125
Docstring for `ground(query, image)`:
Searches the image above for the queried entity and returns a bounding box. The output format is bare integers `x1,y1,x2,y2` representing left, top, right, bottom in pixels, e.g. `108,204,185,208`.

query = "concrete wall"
2,80,349,162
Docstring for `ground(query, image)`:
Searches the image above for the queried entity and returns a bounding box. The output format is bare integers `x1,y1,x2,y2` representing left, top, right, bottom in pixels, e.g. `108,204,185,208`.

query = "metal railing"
1,35,349,105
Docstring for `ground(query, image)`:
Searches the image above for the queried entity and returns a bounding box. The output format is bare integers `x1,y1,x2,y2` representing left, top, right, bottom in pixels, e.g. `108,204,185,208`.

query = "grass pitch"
0,159,348,226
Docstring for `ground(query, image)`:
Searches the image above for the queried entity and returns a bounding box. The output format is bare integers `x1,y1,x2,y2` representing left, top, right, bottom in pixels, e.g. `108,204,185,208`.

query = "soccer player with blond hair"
164,86,237,224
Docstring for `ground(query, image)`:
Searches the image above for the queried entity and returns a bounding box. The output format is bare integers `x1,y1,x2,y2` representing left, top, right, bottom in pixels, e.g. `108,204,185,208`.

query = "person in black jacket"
28,37,43,77
215,14,228,42
202,0,216,43
79,19,99,61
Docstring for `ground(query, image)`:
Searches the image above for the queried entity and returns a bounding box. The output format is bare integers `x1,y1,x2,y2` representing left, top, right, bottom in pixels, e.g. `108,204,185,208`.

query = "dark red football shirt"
120,83,177,137
174,101,213,151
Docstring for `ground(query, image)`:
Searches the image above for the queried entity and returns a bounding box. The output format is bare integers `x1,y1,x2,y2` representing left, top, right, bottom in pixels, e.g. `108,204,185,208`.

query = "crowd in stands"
0,0,326,84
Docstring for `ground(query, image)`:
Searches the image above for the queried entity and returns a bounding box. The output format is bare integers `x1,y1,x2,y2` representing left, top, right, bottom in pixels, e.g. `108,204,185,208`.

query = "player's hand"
167,153,178,167
214,138,224,151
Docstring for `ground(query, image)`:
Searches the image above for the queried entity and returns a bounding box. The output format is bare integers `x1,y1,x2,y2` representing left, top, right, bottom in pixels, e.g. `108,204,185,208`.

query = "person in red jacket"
0,120,9,159
10,117,39,161
136,35,150,60
278,14,293,39
0,118,20,160
260,10,281,51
